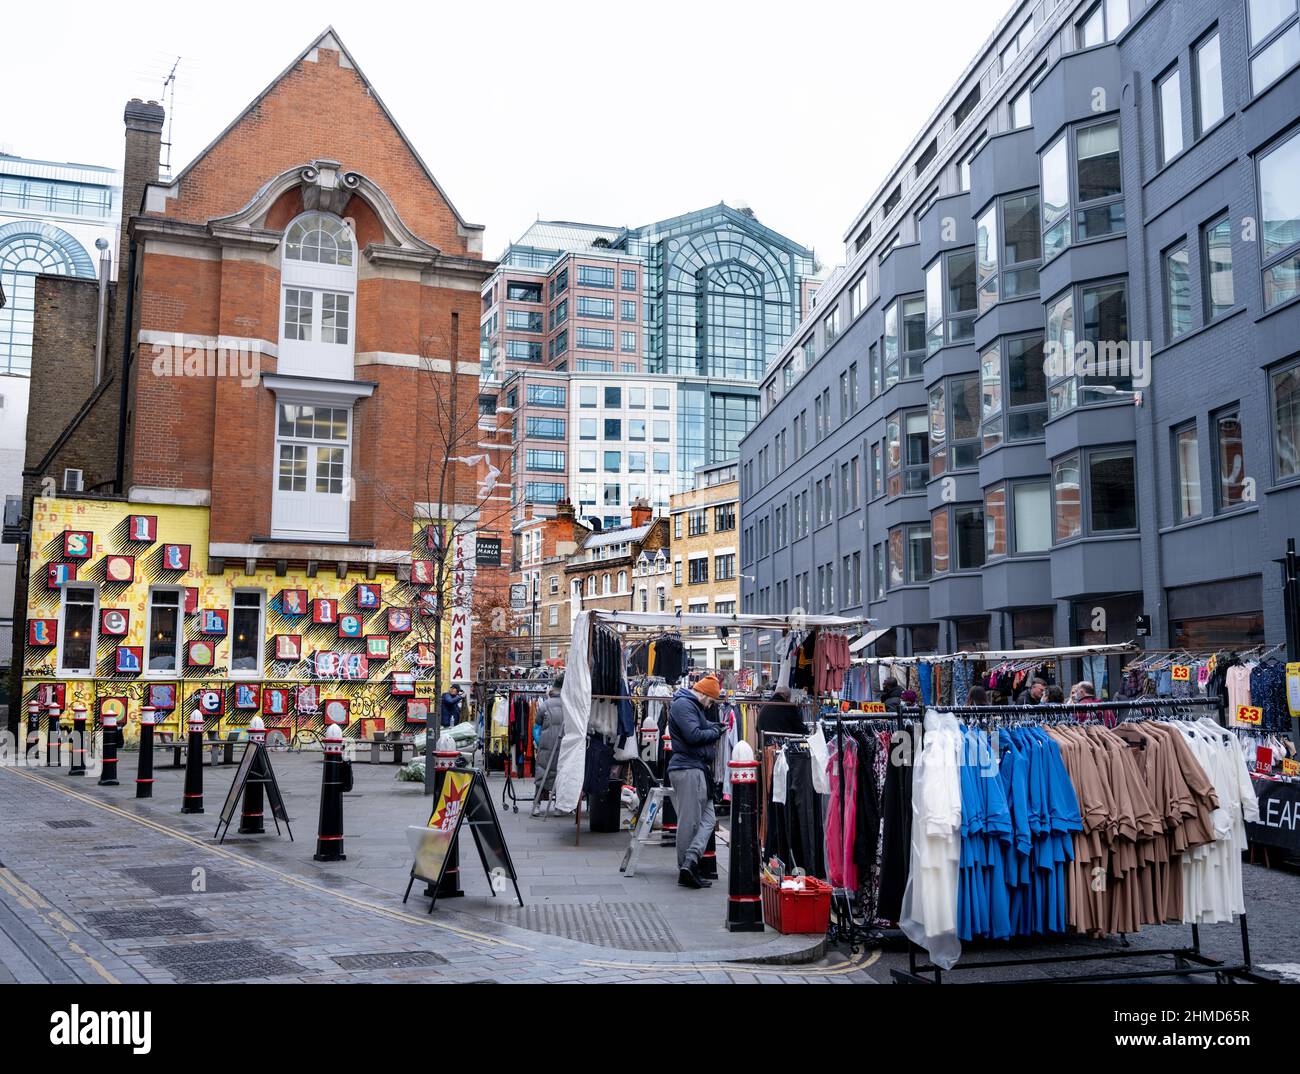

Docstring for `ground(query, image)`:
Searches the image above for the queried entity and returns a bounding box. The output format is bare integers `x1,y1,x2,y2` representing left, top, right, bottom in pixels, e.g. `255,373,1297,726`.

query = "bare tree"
363,317,517,792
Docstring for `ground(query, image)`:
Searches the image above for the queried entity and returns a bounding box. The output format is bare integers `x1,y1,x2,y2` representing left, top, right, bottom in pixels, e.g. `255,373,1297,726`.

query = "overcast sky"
8,0,1010,270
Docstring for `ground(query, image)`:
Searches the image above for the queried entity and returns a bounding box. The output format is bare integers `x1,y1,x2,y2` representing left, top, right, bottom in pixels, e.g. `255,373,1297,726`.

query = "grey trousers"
667,767,715,871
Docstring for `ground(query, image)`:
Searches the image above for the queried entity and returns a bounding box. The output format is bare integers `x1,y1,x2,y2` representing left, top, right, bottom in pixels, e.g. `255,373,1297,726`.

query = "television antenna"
160,57,180,177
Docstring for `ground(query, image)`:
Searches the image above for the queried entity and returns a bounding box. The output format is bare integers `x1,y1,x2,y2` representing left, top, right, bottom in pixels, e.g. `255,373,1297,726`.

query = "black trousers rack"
890,695,1274,984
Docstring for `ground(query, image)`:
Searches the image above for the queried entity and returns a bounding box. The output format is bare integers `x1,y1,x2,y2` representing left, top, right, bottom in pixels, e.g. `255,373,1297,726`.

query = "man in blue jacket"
439,685,464,728
667,674,723,889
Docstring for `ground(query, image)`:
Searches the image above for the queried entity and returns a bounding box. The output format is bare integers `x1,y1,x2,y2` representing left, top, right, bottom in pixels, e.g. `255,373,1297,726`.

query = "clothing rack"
1123,642,1285,673
819,710,917,950
891,695,1272,985
495,681,551,814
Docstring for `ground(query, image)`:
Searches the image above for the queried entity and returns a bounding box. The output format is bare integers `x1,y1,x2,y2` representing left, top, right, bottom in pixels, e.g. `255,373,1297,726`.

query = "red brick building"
10,30,508,740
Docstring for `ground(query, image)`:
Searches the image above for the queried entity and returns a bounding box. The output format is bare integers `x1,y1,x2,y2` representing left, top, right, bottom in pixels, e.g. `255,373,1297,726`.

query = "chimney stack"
555,498,575,522
117,99,165,324
630,497,652,529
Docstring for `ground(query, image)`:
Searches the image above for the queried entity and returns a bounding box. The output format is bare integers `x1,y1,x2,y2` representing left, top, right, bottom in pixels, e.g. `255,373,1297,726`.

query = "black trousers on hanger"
783,750,825,879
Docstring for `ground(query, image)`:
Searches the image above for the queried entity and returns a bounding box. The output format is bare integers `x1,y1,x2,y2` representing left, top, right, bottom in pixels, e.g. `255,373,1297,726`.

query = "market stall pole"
239,716,267,835
725,740,763,932
97,711,119,786
135,706,156,799
313,724,348,862
180,711,205,813
1282,537,1300,747
68,703,88,777
424,737,464,899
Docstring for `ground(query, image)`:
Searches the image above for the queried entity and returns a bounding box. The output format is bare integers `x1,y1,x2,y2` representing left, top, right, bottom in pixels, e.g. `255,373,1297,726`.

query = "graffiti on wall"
21,497,461,741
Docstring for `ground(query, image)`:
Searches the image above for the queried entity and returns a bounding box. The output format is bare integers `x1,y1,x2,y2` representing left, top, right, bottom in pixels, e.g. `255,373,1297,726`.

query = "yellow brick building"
667,464,739,671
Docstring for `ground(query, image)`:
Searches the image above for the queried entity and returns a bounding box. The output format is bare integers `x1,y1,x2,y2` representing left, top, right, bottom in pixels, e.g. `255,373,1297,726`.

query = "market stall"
553,610,867,814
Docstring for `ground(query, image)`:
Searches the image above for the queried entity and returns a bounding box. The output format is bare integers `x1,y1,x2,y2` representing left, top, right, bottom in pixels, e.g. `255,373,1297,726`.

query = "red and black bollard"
699,826,719,880
98,710,120,786
25,700,41,765
314,723,348,861
45,703,62,768
425,736,464,899
660,726,677,846
181,710,206,813
725,741,764,932
68,703,88,777
239,716,267,835
136,706,156,799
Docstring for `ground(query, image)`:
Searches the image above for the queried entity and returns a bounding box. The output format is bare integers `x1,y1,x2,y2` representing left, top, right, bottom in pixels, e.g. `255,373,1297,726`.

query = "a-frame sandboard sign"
402,767,523,912
214,742,293,843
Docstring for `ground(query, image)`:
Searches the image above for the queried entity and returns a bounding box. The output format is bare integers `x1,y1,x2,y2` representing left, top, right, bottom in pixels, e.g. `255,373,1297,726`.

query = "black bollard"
425,739,464,899
314,724,347,861
25,701,41,765
181,711,206,813
98,711,120,786
45,704,62,768
725,741,764,932
699,825,719,880
660,727,677,846
239,717,267,835
136,706,156,799
68,703,87,777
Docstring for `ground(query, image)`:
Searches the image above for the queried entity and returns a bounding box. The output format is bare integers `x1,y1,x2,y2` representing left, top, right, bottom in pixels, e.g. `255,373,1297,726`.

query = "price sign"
1171,665,1191,682
1287,663,1300,719
1283,759,1300,778
1236,705,1263,726
861,702,886,713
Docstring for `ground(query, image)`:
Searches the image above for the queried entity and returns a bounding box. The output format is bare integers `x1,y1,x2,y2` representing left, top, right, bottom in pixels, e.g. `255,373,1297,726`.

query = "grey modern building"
482,205,818,527
740,0,1300,694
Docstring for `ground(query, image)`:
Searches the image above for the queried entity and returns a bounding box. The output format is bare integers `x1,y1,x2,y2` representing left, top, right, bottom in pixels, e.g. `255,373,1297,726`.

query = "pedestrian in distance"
439,684,464,729
532,676,565,816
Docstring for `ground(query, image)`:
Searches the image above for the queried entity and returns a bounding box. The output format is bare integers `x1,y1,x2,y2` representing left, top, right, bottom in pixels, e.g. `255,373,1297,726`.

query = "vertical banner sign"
450,531,475,683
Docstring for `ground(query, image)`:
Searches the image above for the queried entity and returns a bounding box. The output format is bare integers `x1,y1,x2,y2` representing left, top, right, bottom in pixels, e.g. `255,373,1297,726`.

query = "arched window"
617,570,626,592
602,573,611,595
0,222,95,375
285,214,354,266
278,212,356,380
586,576,596,597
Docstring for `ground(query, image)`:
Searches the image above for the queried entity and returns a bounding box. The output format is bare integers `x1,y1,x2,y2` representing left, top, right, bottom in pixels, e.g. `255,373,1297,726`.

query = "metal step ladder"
619,781,673,878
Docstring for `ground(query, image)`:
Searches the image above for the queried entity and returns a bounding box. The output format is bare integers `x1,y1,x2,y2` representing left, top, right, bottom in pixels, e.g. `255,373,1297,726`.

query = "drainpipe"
93,239,111,385
113,238,137,495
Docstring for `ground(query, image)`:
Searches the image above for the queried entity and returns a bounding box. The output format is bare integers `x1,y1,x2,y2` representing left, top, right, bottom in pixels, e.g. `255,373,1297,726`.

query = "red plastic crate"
761,874,832,934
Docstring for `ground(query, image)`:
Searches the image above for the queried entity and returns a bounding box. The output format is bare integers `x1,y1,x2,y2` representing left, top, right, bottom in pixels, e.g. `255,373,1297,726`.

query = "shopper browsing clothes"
667,674,725,889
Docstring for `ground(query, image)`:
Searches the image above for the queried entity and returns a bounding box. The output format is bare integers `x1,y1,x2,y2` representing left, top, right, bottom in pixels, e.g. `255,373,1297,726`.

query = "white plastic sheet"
554,610,592,812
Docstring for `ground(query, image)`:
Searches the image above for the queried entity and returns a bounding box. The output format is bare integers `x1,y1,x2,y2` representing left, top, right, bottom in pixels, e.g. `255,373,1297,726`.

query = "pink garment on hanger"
824,738,859,890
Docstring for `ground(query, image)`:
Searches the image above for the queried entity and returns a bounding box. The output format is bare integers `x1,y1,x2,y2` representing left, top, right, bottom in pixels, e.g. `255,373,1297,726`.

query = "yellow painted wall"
22,497,450,742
